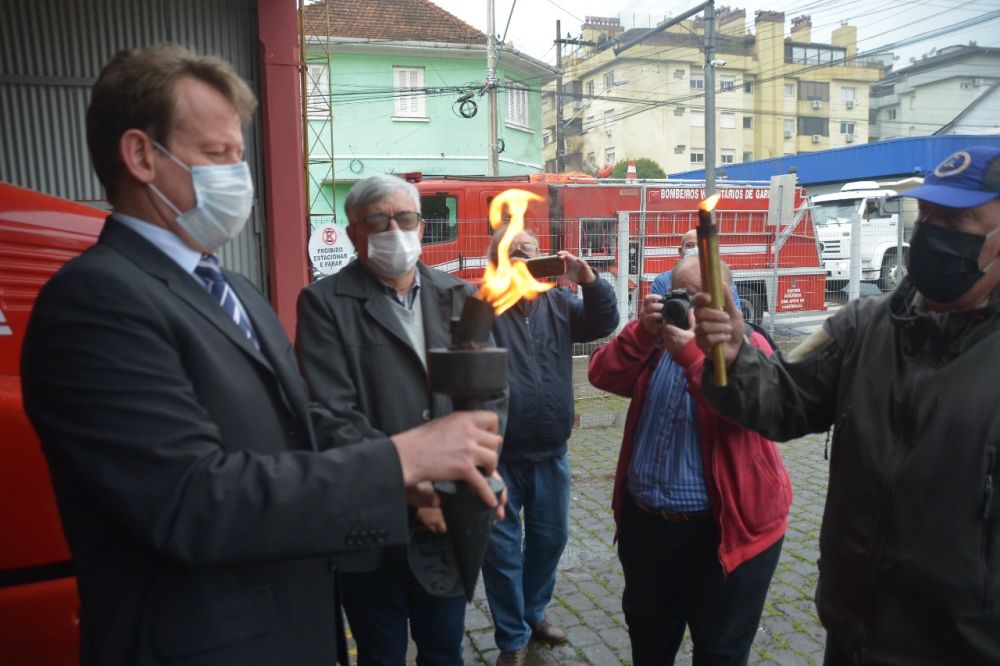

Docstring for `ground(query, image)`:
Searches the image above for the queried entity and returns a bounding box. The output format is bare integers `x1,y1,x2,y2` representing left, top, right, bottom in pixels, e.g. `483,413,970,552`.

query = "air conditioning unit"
845,100,855,109
845,134,856,143
811,99,823,109
783,130,793,139
812,134,822,144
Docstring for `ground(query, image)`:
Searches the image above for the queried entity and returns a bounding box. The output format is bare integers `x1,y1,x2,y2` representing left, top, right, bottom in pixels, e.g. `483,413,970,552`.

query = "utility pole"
486,0,500,176
704,1,716,196
613,0,716,191
555,20,564,173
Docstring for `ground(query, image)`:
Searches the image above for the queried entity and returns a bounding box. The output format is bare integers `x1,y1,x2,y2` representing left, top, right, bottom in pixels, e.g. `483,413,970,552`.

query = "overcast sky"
429,0,1000,68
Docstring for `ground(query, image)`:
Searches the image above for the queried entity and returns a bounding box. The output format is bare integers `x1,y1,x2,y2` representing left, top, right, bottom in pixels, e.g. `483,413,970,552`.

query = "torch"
416,189,551,602
697,193,727,387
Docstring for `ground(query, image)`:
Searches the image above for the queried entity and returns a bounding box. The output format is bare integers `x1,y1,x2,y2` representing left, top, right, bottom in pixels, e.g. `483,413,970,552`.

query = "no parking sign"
308,224,353,276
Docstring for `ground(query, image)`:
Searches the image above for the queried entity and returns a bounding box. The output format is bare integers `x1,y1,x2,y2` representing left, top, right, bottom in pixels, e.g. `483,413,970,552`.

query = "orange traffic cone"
626,160,637,181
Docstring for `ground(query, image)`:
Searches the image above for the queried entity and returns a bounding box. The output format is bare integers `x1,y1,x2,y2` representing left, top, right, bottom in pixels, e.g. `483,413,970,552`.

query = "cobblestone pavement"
367,357,831,666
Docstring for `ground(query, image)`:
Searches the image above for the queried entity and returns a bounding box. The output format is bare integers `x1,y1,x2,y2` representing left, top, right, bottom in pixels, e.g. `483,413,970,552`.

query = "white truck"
810,180,920,292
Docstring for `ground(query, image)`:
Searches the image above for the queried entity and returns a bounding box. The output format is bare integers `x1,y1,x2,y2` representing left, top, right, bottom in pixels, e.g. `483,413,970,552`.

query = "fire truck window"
421,194,458,245
581,218,616,257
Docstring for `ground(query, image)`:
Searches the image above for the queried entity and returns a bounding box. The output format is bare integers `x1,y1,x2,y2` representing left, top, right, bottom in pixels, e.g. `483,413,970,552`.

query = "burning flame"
699,193,721,213
478,189,554,315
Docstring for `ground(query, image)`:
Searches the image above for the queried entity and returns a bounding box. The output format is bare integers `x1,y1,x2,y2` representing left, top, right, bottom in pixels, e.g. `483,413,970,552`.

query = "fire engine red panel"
0,578,80,666
775,274,826,313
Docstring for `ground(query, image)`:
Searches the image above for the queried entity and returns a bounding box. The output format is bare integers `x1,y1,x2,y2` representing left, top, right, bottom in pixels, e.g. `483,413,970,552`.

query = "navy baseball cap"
904,146,1000,208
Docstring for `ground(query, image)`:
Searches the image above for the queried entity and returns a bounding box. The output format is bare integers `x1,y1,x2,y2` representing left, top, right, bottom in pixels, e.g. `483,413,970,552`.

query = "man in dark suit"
297,174,507,665
20,44,502,666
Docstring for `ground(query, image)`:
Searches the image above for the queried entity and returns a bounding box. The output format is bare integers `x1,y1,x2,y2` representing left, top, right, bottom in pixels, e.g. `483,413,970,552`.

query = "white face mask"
682,246,699,257
148,141,254,251
365,229,422,278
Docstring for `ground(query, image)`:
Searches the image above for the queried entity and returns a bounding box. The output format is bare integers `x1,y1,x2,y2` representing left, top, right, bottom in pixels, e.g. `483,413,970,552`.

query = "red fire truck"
410,174,826,323
0,183,104,664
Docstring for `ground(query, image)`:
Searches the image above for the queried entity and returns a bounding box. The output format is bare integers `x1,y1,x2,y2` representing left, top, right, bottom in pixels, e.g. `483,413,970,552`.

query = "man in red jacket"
589,256,791,666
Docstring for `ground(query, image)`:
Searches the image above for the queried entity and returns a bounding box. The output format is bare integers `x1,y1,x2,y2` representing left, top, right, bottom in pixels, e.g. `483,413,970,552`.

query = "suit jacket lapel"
338,261,421,358
98,219,271,368
420,265,460,351
225,271,313,427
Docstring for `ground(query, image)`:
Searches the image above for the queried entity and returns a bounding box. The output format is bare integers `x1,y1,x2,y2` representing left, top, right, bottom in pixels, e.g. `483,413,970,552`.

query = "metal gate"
0,0,267,290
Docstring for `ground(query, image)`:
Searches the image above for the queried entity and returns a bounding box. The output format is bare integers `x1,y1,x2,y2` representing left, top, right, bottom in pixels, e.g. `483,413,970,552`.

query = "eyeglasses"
360,211,423,232
510,240,539,254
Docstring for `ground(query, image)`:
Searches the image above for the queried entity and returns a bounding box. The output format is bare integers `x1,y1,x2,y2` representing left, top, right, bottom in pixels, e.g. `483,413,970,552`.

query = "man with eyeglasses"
296,174,507,666
482,228,619,666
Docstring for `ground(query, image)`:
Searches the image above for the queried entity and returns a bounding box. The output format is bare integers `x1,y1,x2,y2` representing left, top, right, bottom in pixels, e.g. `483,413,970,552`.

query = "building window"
690,148,705,164
721,148,735,164
542,97,551,112
798,116,829,136
784,118,795,138
393,66,426,118
674,144,686,154
673,106,685,116
306,63,330,118
586,151,596,167
787,44,846,65
604,71,615,89
798,81,830,101
690,74,704,90
841,86,857,102
542,130,553,145
720,76,735,92
691,111,705,127
743,115,753,129
743,151,753,162
505,81,529,128
784,83,796,97
744,80,753,93
586,80,595,97
720,112,736,129
887,108,897,120
674,68,685,79
605,147,616,164
840,121,855,135
603,109,615,133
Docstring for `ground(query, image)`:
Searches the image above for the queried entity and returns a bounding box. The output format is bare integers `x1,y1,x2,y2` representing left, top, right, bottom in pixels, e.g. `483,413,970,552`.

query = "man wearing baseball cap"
690,145,1000,665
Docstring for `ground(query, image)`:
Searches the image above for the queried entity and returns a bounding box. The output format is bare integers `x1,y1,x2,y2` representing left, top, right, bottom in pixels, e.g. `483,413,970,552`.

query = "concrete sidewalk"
361,361,831,665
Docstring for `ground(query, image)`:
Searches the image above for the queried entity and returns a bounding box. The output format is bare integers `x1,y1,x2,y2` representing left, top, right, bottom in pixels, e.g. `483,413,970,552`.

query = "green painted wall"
305,47,547,230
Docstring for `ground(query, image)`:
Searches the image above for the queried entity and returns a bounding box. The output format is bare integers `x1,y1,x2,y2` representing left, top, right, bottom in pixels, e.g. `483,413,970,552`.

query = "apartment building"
870,44,1000,140
542,10,883,174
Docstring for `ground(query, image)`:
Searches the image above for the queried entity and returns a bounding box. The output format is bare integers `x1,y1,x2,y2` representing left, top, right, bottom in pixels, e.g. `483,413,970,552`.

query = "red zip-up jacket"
588,319,792,574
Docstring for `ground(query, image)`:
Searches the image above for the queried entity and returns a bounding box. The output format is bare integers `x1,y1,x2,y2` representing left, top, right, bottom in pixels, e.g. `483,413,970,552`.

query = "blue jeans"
618,494,782,666
482,453,572,651
340,556,466,666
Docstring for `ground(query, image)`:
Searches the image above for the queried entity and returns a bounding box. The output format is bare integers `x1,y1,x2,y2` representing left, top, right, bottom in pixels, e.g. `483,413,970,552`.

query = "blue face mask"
148,141,254,251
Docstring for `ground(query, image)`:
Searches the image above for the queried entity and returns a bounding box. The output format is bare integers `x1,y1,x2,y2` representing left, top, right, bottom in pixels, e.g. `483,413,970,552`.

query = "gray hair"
344,174,421,223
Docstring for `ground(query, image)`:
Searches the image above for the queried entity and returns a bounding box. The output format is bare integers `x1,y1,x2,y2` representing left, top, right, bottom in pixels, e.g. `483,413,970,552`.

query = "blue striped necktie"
194,255,260,350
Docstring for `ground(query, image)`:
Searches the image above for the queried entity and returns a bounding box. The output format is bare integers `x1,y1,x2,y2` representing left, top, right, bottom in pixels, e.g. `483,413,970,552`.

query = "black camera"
661,290,692,329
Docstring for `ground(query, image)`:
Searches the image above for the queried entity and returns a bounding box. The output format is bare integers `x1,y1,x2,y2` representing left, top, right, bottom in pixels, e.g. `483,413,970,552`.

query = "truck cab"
0,182,105,664
811,181,916,291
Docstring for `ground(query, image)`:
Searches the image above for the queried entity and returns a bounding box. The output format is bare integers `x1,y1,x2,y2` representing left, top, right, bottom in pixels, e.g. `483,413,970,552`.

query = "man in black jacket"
482,228,619,666
297,174,507,665
21,44,502,666
693,145,1000,665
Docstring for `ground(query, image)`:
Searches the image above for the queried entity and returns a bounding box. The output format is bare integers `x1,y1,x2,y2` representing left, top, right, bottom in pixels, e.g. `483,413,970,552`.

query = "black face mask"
907,221,986,302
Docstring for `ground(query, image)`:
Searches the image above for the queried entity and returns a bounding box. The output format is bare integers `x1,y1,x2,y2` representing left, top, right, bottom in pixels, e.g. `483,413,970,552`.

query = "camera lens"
661,292,692,329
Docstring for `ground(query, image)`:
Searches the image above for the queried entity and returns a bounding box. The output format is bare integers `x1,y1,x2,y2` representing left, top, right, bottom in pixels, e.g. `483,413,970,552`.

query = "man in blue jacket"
482,228,619,665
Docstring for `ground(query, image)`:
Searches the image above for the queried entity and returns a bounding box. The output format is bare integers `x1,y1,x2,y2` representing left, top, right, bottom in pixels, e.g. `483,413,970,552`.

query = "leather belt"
634,499,712,523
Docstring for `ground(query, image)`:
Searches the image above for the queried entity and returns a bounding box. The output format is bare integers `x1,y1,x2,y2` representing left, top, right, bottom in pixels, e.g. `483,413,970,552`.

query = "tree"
610,157,666,179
